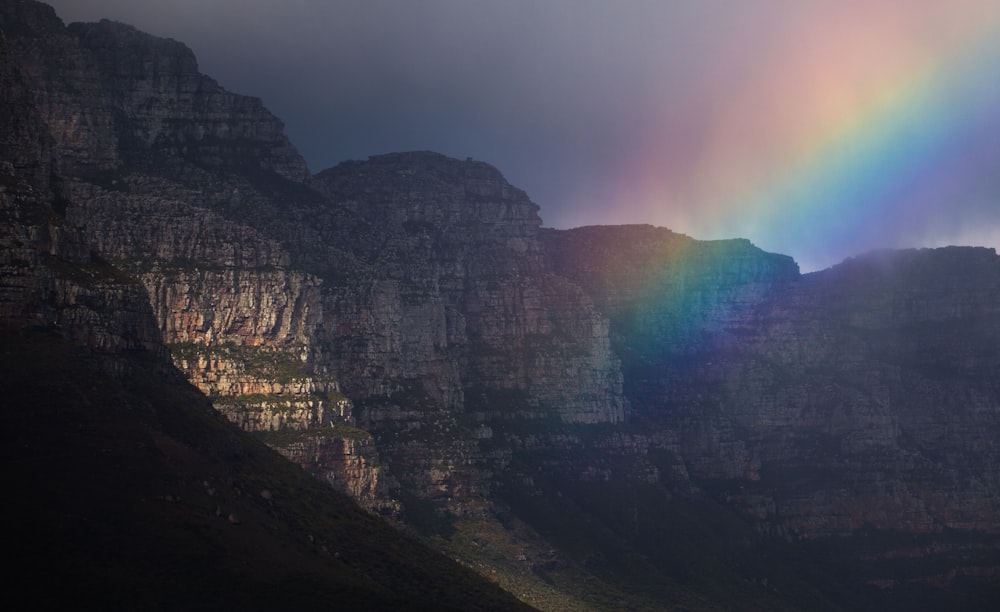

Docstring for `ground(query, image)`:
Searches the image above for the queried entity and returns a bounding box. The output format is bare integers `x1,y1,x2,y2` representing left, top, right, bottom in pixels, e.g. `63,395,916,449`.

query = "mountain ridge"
4,2,1000,609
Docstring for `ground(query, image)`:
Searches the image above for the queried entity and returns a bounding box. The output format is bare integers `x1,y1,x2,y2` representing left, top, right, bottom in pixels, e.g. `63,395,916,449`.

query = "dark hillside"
1,325,531,611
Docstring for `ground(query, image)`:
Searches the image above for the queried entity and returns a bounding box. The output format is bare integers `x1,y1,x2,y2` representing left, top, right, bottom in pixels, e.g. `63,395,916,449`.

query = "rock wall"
0,1,380,506
705,248,1000,537
313,152,625,425
543,228,1000,538
0,10,162,364
0,3,625,517
0,0,118,177
0,181,165,363
542,227,1000,592
69,18,309,182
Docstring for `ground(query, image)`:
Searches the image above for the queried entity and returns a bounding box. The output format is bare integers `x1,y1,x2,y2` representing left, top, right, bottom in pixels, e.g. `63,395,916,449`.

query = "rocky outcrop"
543,227,1000,595
543,224,800,351
0,2,624,522
0,21,162,364
68,18,309,182
703,247,1000,537
0,0,118,178
259,426,399,513
313,152,625,426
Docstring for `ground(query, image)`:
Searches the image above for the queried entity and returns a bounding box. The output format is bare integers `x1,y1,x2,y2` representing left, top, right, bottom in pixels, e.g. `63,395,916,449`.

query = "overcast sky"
45,0,1000,271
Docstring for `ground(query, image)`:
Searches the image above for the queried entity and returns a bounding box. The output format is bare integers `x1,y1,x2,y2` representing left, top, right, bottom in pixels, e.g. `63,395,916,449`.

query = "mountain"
3,1,999,609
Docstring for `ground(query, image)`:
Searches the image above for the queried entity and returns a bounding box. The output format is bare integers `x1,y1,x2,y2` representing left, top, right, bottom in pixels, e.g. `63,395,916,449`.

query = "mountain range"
3,2,999,609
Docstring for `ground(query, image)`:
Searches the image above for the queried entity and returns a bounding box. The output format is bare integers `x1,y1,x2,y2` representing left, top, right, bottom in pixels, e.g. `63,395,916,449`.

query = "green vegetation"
212,393,327,408
256,424,374,444
167,341,310,383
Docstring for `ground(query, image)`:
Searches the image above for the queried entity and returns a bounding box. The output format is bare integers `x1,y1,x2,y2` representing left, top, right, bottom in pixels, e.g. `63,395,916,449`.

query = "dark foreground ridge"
1,327,531,611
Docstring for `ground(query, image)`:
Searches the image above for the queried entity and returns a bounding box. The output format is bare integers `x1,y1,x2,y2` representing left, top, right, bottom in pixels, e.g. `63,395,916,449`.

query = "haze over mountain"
44,0,1000,272
3,1,1000,610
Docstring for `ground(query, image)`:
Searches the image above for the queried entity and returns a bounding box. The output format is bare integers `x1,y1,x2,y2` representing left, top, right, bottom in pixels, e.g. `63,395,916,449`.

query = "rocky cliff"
4,2,1000,609
546,231,1000,539
543,227,1000,604
0,10,533,609
0,0,625,522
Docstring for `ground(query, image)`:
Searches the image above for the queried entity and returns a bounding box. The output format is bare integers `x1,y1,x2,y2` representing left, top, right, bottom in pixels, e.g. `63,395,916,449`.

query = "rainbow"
735,34,1000,271
617,4,1000,272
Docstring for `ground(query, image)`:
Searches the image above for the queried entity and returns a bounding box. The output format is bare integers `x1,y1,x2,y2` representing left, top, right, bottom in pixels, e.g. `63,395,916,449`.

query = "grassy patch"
213,393,327,407
166,342,310,383
256,424,374,444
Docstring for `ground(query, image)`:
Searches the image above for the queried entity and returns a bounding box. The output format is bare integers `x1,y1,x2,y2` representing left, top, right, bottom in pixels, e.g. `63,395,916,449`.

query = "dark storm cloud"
42,1,1000,271
44,1,731,207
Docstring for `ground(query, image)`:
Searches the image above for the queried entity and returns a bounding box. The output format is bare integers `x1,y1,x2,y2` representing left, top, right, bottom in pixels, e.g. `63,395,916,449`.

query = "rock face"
4,2,1000,608
0,7,163,364
549,234,1000,539
0,168,165,363
0,1,624,519
712,248,1000,536
312,153,624,425
543,228,1000,600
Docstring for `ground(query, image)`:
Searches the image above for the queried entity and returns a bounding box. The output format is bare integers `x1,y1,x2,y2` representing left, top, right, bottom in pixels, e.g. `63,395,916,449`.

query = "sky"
45,0,1000,271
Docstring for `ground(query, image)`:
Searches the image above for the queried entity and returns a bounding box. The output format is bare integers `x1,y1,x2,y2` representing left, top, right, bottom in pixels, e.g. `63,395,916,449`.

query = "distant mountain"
3,2,999,609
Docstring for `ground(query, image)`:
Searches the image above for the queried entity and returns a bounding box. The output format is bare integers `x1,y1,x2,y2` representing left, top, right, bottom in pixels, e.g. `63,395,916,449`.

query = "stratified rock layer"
0,3,625,519
543,227,1000,598
545,229,1000,522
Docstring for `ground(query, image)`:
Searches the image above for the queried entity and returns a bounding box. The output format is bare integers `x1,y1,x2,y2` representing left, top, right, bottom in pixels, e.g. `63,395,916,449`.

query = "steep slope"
2,328,535,611
0,177,529,612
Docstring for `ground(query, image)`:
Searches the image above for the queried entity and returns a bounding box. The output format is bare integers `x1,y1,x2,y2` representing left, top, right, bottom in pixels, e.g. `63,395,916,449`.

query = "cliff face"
0,1,117,178
714,248,1000,536
0,0,624,523
0,8,535,611
0,10,162,362
312,153,624,425
543,227,1000,598
541,212,1000,537
0,169,165,363
5,2,1000,608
